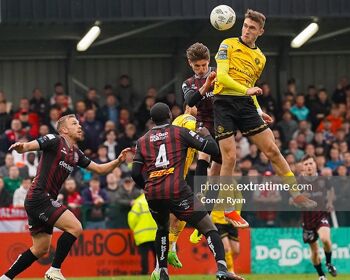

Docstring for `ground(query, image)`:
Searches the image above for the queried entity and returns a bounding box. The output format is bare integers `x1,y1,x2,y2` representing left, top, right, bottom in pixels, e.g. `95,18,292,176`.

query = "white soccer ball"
210,5,236,31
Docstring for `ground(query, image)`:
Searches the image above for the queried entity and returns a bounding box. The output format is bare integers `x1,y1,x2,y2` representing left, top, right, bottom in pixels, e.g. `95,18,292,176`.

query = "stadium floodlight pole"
77,22,101,52
291,22,319,48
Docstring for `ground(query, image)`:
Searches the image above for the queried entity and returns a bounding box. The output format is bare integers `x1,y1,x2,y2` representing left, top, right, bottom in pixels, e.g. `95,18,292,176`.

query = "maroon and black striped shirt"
28,134,91,199
133,124,208,200
182,67,215,130
299,176,331,229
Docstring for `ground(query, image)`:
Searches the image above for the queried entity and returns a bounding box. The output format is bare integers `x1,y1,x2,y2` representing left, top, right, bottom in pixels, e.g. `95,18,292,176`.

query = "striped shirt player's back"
134,123,207,200
28,134,91,199
182,67,215,128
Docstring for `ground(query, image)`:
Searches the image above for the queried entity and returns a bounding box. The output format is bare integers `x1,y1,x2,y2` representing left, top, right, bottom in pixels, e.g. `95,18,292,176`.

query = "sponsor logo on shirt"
59,161,74,173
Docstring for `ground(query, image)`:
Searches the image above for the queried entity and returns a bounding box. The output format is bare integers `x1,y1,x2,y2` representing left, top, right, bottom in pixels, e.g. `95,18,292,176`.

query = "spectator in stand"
45,106,60,134
0,90,12,113
253,152,272,174
82,109,103,154
0,176,12,207
38,124,50,137
236,131,250,158
309,88,332,129
284,139,304,161
305,143,316,157
50,82,73,109
12,177,31,208
315,155,326,172
171,104,182,119
115,177,141,228
97,93,119,124
93,145,110,188
243,143,259,165
161,92,178,109
305,85,318,108
276,111,298,144
112,166,123,182
16,109,39,138
0,100,11,134
119,123,138,149
29,88,48,122
135,96,156,132
284,78,297,101
292,120,314,143
103,84,114,97
54,92,74,116
84,87,100,110
116,74,137,109
105,173,122,229
74,100,87,123
3,119,29,152
57,178,82,220
326,148,343,171
3,166,21,197
146,86,158,99
295,133,307,151
0,153,14,177
82,177,108,229
332,77,348,105
118,108,132,133
103,129,122,161
257,82,277,116
343,152,350,174
290,94,309,121
128,192,157,275
317,106,343,136
25,152,38,178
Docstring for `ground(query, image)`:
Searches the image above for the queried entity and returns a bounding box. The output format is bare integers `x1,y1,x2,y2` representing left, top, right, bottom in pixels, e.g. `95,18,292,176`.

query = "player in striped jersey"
298,155,337,280
132,103,244,280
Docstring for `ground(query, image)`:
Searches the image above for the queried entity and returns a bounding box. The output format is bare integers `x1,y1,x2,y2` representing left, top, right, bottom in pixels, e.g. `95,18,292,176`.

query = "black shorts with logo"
24,191,67,235
215,223,239,241
213,95,268,140
302,215,330,244
147,187,207,228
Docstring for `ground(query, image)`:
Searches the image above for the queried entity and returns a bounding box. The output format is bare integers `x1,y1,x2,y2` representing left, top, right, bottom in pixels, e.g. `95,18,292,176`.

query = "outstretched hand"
117,147,132,163
261,112,273,124
8,142,26,153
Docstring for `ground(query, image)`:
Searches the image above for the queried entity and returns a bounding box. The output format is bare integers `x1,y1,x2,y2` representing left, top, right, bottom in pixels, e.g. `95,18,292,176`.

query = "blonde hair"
245,9,266,28
57,114,76,132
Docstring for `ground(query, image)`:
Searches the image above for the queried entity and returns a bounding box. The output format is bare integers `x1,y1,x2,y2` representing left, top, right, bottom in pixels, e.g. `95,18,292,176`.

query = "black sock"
52,232,77,269
205,230,226,271
5,249,38,279
155,229,169,269
195,159,209,176
325,251,332,264
314,263,325,276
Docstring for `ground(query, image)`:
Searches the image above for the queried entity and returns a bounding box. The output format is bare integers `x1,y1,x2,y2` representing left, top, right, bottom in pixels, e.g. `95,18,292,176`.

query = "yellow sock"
282,171,299,196
169,220,186,251
225,250,234,273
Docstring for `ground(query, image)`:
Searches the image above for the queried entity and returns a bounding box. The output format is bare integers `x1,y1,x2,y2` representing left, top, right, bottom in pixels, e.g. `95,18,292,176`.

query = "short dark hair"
186,42,210,62
150,102,171,124
301,154,316,163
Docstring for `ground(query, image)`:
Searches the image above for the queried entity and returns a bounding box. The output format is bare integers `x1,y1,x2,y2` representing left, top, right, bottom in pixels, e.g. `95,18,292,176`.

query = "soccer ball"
210,5,236,31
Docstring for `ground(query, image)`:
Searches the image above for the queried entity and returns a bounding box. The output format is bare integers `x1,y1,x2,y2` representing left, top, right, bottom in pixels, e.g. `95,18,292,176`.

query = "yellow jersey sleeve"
172,114,197,178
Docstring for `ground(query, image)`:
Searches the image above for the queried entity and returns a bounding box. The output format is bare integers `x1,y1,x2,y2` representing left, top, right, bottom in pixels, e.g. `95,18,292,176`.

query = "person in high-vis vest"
128,192,157,275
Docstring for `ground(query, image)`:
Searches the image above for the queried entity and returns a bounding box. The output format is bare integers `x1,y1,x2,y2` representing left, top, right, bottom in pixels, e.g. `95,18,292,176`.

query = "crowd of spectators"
0,74,349,229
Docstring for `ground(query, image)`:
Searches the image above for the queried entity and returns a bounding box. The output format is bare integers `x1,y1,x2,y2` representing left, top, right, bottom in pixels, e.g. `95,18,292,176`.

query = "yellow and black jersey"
214,37,266,109
172,113,197,178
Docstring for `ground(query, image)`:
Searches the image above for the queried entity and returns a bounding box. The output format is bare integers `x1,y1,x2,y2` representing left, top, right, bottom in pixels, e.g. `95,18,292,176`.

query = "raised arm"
9,140,40,153
86,148,131,175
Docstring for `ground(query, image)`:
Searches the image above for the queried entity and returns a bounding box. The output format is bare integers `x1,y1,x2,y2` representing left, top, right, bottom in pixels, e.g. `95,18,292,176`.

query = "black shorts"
25,192,67,235
147,189,207,228
215,223,239,241
302,217,330,244
213,95,268,140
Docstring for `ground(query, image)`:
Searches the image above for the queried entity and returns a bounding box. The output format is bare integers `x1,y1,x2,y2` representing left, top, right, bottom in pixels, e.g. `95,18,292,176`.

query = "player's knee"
263,143,280,160
320,236,331,246
32,244,50,258
222,152,236,165
68,221,83,237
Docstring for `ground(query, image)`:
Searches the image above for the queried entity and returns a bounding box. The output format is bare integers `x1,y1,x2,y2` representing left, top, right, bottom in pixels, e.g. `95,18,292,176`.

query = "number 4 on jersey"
155,143,169,168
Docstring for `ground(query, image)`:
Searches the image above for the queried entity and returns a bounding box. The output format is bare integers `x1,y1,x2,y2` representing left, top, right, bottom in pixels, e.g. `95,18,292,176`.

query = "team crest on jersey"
217,125,225,134
255,58,260,65
74,152,79,163
51,199,62,208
